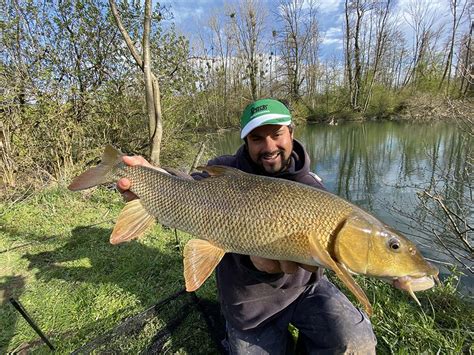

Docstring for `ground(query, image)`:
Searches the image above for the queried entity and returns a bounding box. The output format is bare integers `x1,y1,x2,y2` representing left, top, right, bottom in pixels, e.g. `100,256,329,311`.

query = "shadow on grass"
0,275,25,353
20,226,219,353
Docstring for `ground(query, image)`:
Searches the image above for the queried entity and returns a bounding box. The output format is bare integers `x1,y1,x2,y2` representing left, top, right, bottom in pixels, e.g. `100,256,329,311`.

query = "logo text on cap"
251,104,268,116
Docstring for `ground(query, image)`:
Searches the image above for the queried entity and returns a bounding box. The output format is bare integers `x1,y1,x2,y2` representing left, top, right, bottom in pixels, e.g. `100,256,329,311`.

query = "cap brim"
240,114,292,139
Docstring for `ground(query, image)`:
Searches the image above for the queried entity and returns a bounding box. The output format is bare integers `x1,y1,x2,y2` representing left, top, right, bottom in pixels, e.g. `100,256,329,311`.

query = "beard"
257,149,291,174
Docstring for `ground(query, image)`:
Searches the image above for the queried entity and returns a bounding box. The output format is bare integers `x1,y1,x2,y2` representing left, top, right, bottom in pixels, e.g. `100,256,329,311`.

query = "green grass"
1,186,218,353
1,187,473,353
328,274,473,354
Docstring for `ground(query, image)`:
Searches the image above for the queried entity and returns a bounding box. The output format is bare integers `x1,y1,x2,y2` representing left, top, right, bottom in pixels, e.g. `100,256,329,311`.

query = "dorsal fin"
196,165,245,177
162,167,194,180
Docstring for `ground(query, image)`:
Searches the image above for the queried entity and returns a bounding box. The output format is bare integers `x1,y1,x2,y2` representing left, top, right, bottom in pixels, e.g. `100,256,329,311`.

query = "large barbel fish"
69,145,439,315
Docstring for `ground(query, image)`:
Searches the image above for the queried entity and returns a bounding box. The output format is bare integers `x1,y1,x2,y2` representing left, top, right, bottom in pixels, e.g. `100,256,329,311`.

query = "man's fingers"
122,155,152,168
117,156,153,202
117,178,130,192
250,256,282,273
250,256,319,275
279,261,299,274
299,264,319,273
122,155,141,166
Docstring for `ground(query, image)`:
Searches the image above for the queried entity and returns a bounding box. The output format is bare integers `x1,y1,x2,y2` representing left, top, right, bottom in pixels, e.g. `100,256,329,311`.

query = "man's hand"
116,155,153,202
250,256,318,274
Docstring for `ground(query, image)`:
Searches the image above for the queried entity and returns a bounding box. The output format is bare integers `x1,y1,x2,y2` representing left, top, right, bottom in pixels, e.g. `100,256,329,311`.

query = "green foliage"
304,88,365,123
0,0,202,190
364,85,402,119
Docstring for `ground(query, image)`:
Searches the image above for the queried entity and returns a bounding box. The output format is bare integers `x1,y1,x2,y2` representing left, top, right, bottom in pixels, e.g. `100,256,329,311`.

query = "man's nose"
262,136,278,151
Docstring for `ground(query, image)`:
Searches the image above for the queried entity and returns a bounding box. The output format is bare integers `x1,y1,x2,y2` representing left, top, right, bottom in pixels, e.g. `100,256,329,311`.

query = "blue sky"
162,0,344,57
161,0,467,60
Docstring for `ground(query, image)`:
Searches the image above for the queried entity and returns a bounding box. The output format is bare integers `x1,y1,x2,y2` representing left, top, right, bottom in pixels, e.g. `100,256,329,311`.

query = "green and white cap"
240,99,292,139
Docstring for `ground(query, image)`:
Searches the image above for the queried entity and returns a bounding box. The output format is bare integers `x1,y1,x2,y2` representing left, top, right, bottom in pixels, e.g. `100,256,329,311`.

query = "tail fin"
68,145,124,191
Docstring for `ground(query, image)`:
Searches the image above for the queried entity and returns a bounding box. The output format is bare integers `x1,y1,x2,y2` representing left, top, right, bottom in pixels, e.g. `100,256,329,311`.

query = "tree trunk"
439,0,457,91
363,0,391,113
109,0,163,165
460,21,473,96
345,0,353,107
353,0,363,111
142,0,161,165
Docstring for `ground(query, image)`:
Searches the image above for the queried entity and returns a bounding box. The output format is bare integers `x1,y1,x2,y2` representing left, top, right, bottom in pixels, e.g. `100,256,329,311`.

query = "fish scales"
110,164,355,265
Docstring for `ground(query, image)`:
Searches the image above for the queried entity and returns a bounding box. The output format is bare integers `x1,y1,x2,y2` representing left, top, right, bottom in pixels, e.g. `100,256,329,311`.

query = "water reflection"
208,121,472,290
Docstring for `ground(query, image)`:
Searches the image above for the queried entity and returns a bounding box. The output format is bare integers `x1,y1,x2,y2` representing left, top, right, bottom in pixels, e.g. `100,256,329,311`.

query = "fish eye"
388,238,401,251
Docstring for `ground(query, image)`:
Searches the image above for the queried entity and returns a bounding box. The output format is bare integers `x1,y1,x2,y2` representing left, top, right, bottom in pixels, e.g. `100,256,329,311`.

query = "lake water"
208,121,473,293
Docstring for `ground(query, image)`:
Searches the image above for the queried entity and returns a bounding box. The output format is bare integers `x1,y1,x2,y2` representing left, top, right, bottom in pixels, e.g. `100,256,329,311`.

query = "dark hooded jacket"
192,139,325,330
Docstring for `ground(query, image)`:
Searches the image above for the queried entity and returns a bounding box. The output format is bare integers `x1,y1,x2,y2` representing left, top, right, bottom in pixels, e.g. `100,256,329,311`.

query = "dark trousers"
225,276,377,354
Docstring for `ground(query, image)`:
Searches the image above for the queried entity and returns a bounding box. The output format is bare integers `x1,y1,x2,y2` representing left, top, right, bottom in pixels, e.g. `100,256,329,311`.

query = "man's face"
246,124,293,174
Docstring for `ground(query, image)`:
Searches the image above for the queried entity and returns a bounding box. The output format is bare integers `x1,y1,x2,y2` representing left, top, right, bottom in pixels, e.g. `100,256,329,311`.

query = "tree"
1,0,127,183
200,10,238,126
230,0,266,101
344,0,366,110
458,20,473,96
109,0,163,165
402,0,443,89
439,0,469,92
362,0,393,113
277,0,319,101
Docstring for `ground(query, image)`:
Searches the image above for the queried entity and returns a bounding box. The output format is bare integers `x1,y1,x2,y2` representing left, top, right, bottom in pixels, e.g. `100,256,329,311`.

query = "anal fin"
308,233,373,316
183,239,225,291
110,199,155,244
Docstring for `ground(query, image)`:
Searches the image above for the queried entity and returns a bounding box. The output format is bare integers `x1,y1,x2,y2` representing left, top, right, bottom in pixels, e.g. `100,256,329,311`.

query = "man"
118,99,376,354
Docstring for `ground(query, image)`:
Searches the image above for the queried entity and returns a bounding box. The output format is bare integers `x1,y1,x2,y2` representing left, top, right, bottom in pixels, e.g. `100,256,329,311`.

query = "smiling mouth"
260,152,281,162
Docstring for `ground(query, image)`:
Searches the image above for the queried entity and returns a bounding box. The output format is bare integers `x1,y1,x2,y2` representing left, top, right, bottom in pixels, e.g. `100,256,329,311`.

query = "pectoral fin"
308,233,373,316
110,199,155,244
183,239,225,291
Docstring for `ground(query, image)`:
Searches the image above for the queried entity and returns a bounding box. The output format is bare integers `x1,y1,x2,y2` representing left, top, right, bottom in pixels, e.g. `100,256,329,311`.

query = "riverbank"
1,186,473,353
394,95,474,122
303,94,473,125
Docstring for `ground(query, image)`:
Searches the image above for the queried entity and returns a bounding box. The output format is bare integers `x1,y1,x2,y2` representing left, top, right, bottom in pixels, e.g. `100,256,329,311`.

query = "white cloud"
170,6,205,23
391,0,451,51
163,0,212,23
323,38,342,45
324,26,342,37
322,26,343,46
319,0,342,14
394,0,448,25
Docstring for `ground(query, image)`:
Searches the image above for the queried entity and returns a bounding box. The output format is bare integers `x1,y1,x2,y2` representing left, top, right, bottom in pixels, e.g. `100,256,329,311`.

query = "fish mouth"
387,275,441,306
392,275,439,292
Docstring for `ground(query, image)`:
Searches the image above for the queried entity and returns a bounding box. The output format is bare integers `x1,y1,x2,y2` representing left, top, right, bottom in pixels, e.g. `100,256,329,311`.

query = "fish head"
333,211,439,281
